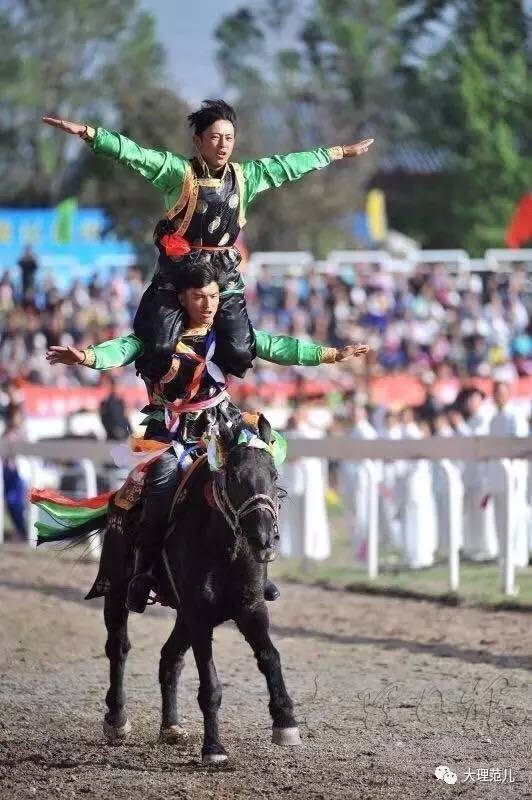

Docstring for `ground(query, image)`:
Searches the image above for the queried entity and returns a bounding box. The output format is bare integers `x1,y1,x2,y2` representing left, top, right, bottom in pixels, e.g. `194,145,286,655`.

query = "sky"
139,0,259,104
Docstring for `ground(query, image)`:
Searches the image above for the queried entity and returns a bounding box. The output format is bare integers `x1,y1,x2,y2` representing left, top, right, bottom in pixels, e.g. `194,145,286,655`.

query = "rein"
211,471,279,539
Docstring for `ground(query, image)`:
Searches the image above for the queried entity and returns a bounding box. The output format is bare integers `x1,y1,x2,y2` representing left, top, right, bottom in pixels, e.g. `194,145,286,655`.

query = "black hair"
187,99,237,136
176,260,227,293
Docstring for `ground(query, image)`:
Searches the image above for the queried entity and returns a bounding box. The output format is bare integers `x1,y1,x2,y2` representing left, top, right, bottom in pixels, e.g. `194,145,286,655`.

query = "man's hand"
336,343,370,362
42,116,94,139
46,345,84,366
342,138,374,158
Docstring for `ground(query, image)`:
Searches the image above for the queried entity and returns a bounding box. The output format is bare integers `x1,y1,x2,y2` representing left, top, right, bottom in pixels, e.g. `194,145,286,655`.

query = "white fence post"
80,458,102,561
26,458,41,548
362,460,380,580
439,459,460,593
500,459,516,596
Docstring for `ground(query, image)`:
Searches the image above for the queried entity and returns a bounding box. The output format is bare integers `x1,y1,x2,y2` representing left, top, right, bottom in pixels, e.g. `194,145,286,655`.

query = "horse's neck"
205,513,262,580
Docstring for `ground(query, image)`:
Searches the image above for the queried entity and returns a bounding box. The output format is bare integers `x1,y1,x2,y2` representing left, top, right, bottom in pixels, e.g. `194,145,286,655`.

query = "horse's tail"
30,489,113,546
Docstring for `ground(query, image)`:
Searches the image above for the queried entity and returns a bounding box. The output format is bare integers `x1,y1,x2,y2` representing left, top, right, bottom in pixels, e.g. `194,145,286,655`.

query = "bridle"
211,469,279,539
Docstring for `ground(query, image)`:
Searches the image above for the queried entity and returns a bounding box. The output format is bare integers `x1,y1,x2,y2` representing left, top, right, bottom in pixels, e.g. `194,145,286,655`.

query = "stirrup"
264,579,280,602
126,573,157,614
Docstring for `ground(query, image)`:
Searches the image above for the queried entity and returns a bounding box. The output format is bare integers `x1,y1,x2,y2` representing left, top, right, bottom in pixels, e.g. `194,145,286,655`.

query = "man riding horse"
43,260,369,613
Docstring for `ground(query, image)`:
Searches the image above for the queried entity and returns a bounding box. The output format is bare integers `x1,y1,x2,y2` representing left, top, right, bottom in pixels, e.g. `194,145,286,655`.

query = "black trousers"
135,449,181,560
133,252,255,380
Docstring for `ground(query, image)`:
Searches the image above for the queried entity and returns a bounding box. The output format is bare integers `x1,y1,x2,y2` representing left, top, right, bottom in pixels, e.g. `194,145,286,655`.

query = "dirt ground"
0,543,531,799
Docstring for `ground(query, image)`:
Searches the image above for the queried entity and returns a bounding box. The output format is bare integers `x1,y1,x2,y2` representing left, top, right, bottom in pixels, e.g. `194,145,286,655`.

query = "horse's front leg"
159,616,190,743
235,603,301,746
103,585,131,742
191,624,227,764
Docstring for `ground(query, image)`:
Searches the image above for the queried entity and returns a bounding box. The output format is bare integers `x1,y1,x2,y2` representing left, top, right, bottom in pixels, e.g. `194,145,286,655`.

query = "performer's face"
179,281,220,327
194,119,235,170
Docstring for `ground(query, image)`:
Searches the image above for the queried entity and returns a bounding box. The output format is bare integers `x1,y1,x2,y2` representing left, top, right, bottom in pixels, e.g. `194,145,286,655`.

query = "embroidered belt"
159,232,237,258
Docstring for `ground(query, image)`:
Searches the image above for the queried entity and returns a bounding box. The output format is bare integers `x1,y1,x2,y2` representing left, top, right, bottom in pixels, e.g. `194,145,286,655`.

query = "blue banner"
0,207,136,290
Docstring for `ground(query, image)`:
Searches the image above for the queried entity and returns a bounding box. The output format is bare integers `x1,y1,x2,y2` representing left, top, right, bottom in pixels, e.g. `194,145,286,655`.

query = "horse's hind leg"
103,585,131,743
158,617,190,743
191,624,227,764
235,604,301,747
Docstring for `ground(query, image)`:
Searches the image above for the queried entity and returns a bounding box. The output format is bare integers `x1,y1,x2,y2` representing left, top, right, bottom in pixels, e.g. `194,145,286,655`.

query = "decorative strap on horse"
211,471,279,538
206,426,287,472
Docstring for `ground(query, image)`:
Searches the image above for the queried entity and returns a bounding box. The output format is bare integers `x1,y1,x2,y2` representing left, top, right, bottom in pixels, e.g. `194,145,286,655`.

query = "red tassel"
160,233,192,257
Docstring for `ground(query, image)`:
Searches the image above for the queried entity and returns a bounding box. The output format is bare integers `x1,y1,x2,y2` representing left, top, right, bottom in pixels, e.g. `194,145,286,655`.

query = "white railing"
1,436,531,595
246,248,532,282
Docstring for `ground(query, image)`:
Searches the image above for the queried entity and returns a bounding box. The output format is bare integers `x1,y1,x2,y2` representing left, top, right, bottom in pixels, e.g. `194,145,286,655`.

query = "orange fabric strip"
30,488,113,509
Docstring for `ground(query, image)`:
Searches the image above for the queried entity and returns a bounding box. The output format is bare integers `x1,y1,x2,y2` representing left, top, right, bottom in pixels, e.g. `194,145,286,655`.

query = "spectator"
486,381,529,568
99,377,131,440
338,404,378,561
416,373,443,424
3,404,28,540
459,387,498,561
17,246,39,297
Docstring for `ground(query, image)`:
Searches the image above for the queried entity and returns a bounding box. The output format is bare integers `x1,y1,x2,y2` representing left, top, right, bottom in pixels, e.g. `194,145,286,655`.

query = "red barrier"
17,375,532,417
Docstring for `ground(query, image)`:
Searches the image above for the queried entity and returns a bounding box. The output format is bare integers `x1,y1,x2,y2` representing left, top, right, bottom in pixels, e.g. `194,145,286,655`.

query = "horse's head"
216,414,280,563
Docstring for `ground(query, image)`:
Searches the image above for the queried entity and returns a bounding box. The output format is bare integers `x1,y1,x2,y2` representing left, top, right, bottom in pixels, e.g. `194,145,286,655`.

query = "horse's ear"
257,414,272,445
218,418,234,451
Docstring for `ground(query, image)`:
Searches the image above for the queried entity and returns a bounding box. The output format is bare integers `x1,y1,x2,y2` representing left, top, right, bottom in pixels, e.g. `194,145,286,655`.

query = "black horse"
101,415,301,763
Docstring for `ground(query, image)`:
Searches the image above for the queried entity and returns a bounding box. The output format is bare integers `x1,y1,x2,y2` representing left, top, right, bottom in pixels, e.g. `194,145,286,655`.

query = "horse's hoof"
103,718,131,743
272,726,302,746
202,752,228,765
159,724,189,744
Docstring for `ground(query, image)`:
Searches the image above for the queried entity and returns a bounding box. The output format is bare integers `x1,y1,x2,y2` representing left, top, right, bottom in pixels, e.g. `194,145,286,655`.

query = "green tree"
399,0,532,253
0,0,189,250
215,1,402,255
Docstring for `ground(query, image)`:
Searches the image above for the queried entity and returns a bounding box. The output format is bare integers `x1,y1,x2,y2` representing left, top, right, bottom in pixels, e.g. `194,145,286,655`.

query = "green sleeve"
88,334,144,371
240,148,332,206
254,329,323,367
89,127,188,194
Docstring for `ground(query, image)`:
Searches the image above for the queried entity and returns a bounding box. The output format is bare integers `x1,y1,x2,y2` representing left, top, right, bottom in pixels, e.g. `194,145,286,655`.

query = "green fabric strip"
35,500,108,528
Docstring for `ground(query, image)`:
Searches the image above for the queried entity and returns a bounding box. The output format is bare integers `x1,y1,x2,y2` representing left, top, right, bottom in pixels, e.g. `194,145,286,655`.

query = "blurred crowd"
0,247,143,387
0,249,531,389
249,261,532,384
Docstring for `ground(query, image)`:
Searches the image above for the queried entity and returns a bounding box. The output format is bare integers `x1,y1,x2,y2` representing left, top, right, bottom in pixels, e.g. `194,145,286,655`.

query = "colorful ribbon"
206,426,287,471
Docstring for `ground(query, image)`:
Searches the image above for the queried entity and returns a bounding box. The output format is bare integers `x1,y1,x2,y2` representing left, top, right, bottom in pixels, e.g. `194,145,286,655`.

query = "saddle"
85,454,211,603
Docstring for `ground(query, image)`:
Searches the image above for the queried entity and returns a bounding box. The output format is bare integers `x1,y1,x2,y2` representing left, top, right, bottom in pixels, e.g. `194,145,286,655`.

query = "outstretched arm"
47,330,369,372
254,330,369,367
46,334,143,371
42,116,187,193
241,139,373,205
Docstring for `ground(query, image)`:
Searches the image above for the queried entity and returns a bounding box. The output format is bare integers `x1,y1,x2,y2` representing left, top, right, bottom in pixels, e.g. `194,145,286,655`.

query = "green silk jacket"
87,330,326,371
89,127,340,224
